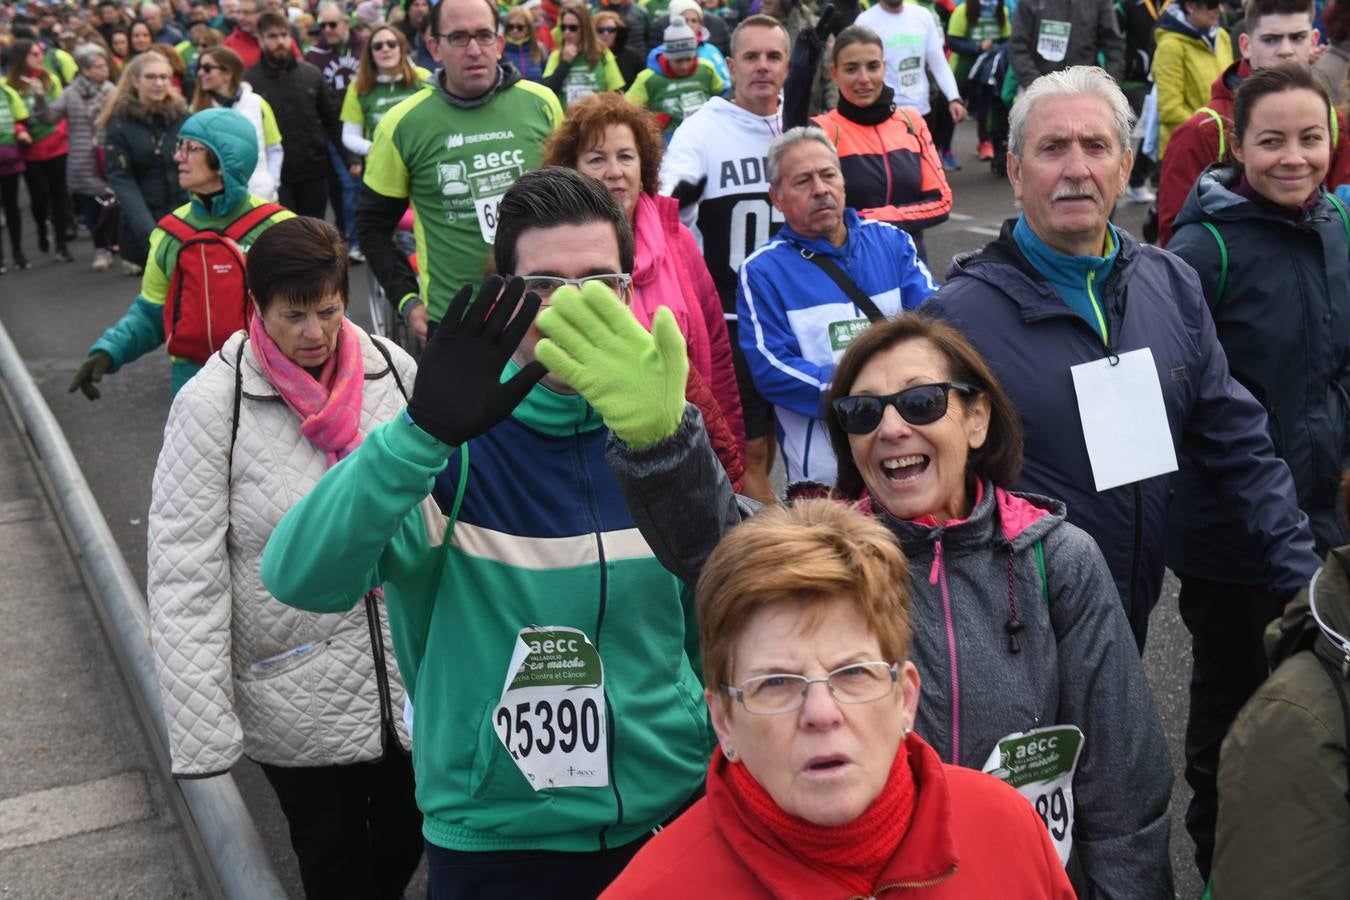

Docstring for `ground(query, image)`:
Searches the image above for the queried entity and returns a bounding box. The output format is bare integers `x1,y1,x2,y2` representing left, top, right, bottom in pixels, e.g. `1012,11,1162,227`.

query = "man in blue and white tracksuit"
737,126,936,485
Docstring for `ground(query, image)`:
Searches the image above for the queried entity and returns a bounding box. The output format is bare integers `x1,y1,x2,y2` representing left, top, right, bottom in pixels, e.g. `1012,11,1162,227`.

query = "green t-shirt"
625,59,723,133
0,83,29,148
340,66,433,140
363,78,563,321
542,50,625,109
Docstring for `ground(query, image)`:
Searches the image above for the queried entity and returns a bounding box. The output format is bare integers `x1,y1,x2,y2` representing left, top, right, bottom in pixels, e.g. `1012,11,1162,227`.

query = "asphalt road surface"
0,122,1204,898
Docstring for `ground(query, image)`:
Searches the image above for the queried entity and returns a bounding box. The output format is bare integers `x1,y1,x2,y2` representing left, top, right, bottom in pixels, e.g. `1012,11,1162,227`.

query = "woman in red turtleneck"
601,500,1073,899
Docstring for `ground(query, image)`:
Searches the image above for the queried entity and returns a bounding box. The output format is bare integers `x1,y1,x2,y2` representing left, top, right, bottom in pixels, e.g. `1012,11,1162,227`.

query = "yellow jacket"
1154,21,1233,158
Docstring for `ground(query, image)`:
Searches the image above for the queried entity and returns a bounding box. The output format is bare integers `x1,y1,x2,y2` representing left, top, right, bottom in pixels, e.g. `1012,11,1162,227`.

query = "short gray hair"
1008,66,1135,160
766,126,838,189
72,42,109,71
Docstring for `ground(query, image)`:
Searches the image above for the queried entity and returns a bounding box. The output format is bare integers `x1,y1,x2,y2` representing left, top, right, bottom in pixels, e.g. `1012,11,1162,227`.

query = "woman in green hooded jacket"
69,107,292,399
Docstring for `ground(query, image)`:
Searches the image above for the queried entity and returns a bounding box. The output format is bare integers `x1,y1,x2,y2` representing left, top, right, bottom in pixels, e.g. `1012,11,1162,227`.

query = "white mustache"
1051,186,1100,202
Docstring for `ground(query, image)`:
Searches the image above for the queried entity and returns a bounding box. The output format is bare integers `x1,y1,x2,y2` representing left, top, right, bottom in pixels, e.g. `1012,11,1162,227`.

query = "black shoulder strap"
800,249,887,324
1313,653,1350,807
229,339,246,475
369,334,409,401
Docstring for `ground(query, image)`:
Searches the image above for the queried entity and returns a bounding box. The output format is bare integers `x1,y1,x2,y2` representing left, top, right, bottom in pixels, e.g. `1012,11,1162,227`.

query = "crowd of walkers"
5,0,1350,897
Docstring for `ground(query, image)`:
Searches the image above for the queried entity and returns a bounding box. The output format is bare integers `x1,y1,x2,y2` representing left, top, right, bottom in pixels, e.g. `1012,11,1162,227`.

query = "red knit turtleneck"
723,740,917,896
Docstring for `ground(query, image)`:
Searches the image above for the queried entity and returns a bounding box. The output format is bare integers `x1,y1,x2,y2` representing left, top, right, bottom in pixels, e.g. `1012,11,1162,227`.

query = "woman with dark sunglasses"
501,6,548,83
541,299,1174,895
338,26,431,158
191,46,281,201
542,2,625,109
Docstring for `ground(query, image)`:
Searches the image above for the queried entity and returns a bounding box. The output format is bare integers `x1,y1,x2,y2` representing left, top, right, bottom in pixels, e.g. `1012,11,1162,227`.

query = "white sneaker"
121,259,143,276
1125,185,1157,204
348,247,366,264
92,249,113,271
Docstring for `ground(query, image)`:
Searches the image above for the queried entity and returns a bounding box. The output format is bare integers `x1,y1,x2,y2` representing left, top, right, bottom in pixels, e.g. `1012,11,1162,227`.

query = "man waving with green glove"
262,166,709,898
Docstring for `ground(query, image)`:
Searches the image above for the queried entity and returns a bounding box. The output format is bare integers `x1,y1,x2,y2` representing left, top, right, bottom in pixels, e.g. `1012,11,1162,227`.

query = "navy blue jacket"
1167,167,1350,575
924,222,1319,648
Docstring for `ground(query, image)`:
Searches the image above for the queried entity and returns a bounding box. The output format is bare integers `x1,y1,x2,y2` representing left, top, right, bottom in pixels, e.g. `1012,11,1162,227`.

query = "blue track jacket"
736,209,936,484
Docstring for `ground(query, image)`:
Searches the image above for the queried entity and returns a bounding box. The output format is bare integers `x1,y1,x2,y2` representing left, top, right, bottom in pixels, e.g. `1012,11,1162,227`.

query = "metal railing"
0,316,287,900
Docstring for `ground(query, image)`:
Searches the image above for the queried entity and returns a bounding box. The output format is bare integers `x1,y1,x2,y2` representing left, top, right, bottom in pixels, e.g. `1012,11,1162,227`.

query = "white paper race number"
982,725,1085,865
475,195,501,243
493,626,609,790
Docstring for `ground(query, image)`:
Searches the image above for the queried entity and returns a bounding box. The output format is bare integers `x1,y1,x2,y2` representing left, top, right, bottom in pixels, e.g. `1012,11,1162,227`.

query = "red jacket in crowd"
601,733,1075,899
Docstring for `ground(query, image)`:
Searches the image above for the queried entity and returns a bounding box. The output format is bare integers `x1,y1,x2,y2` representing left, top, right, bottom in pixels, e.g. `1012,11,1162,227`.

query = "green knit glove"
535,281,688,447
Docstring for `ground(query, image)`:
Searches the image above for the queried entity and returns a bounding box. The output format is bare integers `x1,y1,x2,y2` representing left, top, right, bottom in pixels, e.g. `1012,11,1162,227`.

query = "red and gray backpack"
159,203,283,365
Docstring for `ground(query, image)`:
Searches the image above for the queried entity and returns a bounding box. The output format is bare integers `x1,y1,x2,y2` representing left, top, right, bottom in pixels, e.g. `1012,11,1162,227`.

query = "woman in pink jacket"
543,92,745,459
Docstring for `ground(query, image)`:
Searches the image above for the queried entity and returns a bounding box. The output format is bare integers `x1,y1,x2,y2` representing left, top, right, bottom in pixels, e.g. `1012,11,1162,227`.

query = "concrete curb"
0,317,287,900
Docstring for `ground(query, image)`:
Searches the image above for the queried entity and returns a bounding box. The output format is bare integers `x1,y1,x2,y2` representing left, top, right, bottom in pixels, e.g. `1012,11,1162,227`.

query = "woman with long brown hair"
338,25,430,159
541,2,624,109
99,52,188,271
501,5,547,83
6,38,74,262
192,45,281,200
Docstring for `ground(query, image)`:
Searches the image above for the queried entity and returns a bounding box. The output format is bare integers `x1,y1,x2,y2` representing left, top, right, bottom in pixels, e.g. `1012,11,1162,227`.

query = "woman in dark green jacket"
99,51,187,272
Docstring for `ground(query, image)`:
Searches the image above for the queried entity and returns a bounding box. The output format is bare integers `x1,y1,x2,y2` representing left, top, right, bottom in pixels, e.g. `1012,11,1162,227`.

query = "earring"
724,746,737,761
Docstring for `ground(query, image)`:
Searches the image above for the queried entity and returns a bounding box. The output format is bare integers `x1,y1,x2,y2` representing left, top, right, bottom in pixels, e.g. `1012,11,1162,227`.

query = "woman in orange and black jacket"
789,24,952,261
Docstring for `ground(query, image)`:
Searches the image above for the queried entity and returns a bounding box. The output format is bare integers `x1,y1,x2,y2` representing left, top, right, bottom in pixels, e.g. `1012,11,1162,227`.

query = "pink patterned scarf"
248,314,365,468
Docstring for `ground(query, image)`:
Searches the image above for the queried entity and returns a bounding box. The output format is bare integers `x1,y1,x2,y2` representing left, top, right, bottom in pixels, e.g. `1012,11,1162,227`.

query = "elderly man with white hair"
922,66,1319,889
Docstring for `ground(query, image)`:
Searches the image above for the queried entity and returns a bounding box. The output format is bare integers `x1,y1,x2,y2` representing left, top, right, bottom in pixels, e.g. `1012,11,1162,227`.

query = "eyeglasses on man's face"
514,273,633,303
320,19,342,28
438,29,498,48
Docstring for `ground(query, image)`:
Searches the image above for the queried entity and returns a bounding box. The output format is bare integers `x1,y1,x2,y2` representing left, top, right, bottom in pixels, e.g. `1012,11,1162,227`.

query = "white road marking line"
966,226,1003,237
0,772,152,851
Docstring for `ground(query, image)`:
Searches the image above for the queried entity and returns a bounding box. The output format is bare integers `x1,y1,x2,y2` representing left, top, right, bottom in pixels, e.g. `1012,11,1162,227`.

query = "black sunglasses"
320,20,342,28
832,382,975,434
370,39,399,50
561,23,580,31
505,22,529,31
596,25,618,33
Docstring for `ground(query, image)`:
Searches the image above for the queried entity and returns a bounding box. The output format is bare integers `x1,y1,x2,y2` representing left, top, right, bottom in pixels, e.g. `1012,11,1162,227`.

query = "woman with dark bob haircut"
542,91,746,483
537,304,1175,895
146,217,425,897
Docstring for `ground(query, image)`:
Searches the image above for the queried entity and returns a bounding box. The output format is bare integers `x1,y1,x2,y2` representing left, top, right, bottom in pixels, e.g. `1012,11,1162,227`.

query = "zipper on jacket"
1085,269,1108,346
201,244,214,352
854,864,959,898
874,124,894,205
573,432,624,849
363,592,398,752
929,538,960,764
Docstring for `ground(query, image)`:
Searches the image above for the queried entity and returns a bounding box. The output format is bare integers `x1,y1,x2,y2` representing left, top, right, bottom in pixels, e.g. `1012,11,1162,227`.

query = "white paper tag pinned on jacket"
493,626,609,791
982,725,1085,865
1069,347,1178,491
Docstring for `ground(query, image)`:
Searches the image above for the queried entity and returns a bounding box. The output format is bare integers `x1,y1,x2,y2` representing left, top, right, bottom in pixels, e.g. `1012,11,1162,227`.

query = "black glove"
405,276,545,447
832,0,861,29
69,351,113,401
814,3,838,42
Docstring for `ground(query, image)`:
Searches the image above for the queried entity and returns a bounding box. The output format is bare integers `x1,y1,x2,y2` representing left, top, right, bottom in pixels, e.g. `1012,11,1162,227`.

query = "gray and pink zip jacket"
608,403,1175,898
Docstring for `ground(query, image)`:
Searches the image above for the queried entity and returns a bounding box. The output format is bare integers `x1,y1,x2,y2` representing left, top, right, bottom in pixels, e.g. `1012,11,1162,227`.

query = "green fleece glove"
535,281,688,448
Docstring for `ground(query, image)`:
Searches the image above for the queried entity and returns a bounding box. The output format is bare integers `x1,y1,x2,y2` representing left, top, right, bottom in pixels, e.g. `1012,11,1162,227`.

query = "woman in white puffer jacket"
191,45,282,201
147,217,422,899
